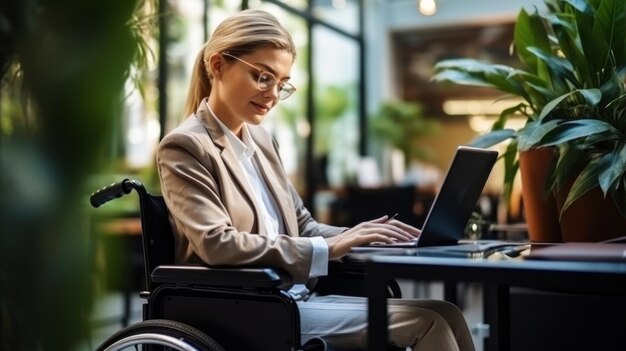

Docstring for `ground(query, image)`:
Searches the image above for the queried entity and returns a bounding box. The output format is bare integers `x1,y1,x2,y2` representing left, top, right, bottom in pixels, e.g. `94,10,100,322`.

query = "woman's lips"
251,101,269,114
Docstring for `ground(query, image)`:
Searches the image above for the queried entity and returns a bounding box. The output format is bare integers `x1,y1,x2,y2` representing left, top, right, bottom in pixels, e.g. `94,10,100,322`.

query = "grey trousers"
297,294,475,351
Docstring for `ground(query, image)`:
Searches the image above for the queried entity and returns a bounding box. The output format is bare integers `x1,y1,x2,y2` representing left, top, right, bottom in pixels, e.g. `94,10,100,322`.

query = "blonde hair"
184,9,296,117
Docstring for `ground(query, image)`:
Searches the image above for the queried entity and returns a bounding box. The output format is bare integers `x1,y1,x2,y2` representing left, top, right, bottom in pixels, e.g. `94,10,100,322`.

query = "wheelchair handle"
90,178,146,208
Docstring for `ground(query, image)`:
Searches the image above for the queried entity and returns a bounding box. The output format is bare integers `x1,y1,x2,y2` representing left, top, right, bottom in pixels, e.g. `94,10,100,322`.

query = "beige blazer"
157,99,343,283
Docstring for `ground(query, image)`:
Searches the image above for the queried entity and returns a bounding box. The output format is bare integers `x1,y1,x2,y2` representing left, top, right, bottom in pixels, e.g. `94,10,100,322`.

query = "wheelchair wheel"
95,319,225,351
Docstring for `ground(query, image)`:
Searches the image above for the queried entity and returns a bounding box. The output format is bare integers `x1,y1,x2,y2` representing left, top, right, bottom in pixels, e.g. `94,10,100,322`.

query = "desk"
363,255,626,350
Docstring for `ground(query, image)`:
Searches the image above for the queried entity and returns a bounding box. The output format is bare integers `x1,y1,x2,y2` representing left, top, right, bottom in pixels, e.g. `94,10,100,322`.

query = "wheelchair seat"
91,178,403,351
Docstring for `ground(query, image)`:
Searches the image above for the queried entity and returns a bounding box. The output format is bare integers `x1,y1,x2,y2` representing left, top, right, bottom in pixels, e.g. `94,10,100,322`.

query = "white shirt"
207,104,329,299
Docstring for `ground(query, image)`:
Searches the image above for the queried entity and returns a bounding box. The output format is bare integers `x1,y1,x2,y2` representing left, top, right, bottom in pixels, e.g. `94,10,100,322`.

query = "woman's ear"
207,53,224,80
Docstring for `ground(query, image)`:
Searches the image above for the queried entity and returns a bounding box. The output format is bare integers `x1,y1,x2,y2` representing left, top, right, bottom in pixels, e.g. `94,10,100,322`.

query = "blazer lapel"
194,100,266,234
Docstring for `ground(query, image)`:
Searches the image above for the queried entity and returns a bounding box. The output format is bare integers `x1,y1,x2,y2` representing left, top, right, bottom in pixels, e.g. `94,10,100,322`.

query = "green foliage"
432,0,626,217
314,84,350,154
0,0,143,349
370,100,440,163
127,0,159,99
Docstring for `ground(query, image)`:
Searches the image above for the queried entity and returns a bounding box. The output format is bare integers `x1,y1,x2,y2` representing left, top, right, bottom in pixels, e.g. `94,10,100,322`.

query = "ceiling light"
418,0,437,16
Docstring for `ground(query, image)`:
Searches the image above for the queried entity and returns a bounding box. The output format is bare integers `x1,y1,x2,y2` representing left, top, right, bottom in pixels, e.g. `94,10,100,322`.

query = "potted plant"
431,0,626,242
371,100,440,165
370,100,441,186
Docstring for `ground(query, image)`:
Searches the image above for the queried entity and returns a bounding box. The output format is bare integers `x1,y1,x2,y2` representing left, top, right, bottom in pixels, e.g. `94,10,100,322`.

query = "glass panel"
166,0,248,134
121,0,160,169
208,0,246,33
249,0,309,12
164,0,206,132
312,0,360,36
312,25,360,188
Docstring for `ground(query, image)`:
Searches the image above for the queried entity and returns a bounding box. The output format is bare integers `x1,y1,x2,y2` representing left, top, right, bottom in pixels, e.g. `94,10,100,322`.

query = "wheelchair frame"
90,178,402,351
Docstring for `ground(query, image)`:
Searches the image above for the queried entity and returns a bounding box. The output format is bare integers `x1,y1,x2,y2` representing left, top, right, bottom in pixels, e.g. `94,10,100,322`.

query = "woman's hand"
325,215,421,260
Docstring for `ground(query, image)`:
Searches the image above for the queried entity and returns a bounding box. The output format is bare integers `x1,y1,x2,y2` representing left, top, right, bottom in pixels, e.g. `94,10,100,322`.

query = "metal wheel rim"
101,332,199,351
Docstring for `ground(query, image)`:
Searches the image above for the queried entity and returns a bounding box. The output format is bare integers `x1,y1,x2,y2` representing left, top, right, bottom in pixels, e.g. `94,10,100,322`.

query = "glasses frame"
222,52,296,100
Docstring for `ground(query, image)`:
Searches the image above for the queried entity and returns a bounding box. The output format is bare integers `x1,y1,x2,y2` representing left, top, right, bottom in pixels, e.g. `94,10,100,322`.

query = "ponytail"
183,47,212,117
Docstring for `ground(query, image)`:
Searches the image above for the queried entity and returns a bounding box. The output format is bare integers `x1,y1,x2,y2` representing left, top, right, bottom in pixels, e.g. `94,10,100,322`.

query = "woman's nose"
263,83,280,100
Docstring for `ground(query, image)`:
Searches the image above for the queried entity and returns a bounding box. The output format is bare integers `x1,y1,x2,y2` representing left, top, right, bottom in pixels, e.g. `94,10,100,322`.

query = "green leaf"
561,159,602,216
432,60,526,96
552,144,587,191
431,70,497,89
585,130,622,145
515,8,551,72
433,58,504,73
501,141,520,203
469,129,516,148
538,91,575,120
612,181,626,217
563,0,593,15
517,120,560,150
551,13,593,87
577,88,603,106
526,46,577,89
598,143,626,193
538,89,601,120
543,12,576,33
600,73,625,105
524,82,555,110
573,0,601,79
508,70,551,109
593,0,626,75
538,119,615,146
493,103,527,130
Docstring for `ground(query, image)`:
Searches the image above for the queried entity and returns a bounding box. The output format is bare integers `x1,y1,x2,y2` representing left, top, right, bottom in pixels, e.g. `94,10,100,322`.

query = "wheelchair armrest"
151,265,293,290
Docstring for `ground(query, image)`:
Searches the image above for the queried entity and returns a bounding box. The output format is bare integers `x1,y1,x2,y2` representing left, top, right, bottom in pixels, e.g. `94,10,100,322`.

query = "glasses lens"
278,83,296,100
257,72,275,91
257,70,295,100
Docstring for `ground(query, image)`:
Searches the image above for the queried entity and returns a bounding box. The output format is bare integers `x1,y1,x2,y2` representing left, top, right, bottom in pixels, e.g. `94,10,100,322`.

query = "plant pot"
556,180,626,242
519,148,562,243
520,148,626,243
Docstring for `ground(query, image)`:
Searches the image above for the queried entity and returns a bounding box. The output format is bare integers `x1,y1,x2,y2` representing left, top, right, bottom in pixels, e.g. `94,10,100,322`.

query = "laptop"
352,145,524,257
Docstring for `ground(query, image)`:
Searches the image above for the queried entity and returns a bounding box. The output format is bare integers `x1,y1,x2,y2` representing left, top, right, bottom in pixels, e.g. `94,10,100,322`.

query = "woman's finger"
366,215,389,224
359,226,413,242
370,223,416,240
388,221,421,237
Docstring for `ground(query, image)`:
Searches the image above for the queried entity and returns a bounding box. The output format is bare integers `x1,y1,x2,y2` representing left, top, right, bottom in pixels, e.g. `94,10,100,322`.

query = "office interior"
2,0,626,350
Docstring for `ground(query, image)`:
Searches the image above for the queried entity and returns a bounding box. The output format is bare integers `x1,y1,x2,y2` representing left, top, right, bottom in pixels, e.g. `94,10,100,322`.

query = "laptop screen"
417,146,498,247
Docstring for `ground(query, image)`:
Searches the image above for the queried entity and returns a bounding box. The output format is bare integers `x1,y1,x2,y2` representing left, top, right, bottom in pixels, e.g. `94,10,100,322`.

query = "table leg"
483,284,510,351
444,281,458,307
496,285,510,351
367,261,389,350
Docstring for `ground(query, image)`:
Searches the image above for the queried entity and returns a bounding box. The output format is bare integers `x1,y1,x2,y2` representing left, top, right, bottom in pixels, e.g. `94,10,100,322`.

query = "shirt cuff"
308,236,329,277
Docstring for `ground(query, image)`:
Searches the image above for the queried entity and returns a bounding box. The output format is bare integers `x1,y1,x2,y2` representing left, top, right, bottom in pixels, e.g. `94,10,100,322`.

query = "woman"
157,8,475,351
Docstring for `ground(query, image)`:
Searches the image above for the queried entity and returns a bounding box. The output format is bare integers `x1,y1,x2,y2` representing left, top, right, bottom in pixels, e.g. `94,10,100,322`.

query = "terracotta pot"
556,180,626,242
519,148,562,243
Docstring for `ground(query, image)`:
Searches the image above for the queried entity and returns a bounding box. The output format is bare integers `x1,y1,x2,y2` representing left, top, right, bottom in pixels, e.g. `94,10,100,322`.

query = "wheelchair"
90,179,403,351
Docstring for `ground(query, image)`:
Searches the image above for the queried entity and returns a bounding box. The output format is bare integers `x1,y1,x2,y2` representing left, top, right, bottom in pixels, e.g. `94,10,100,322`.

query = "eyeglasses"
222,52,296,100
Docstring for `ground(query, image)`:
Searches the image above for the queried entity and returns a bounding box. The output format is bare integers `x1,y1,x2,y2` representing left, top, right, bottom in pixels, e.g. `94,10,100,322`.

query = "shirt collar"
206,102,256,161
